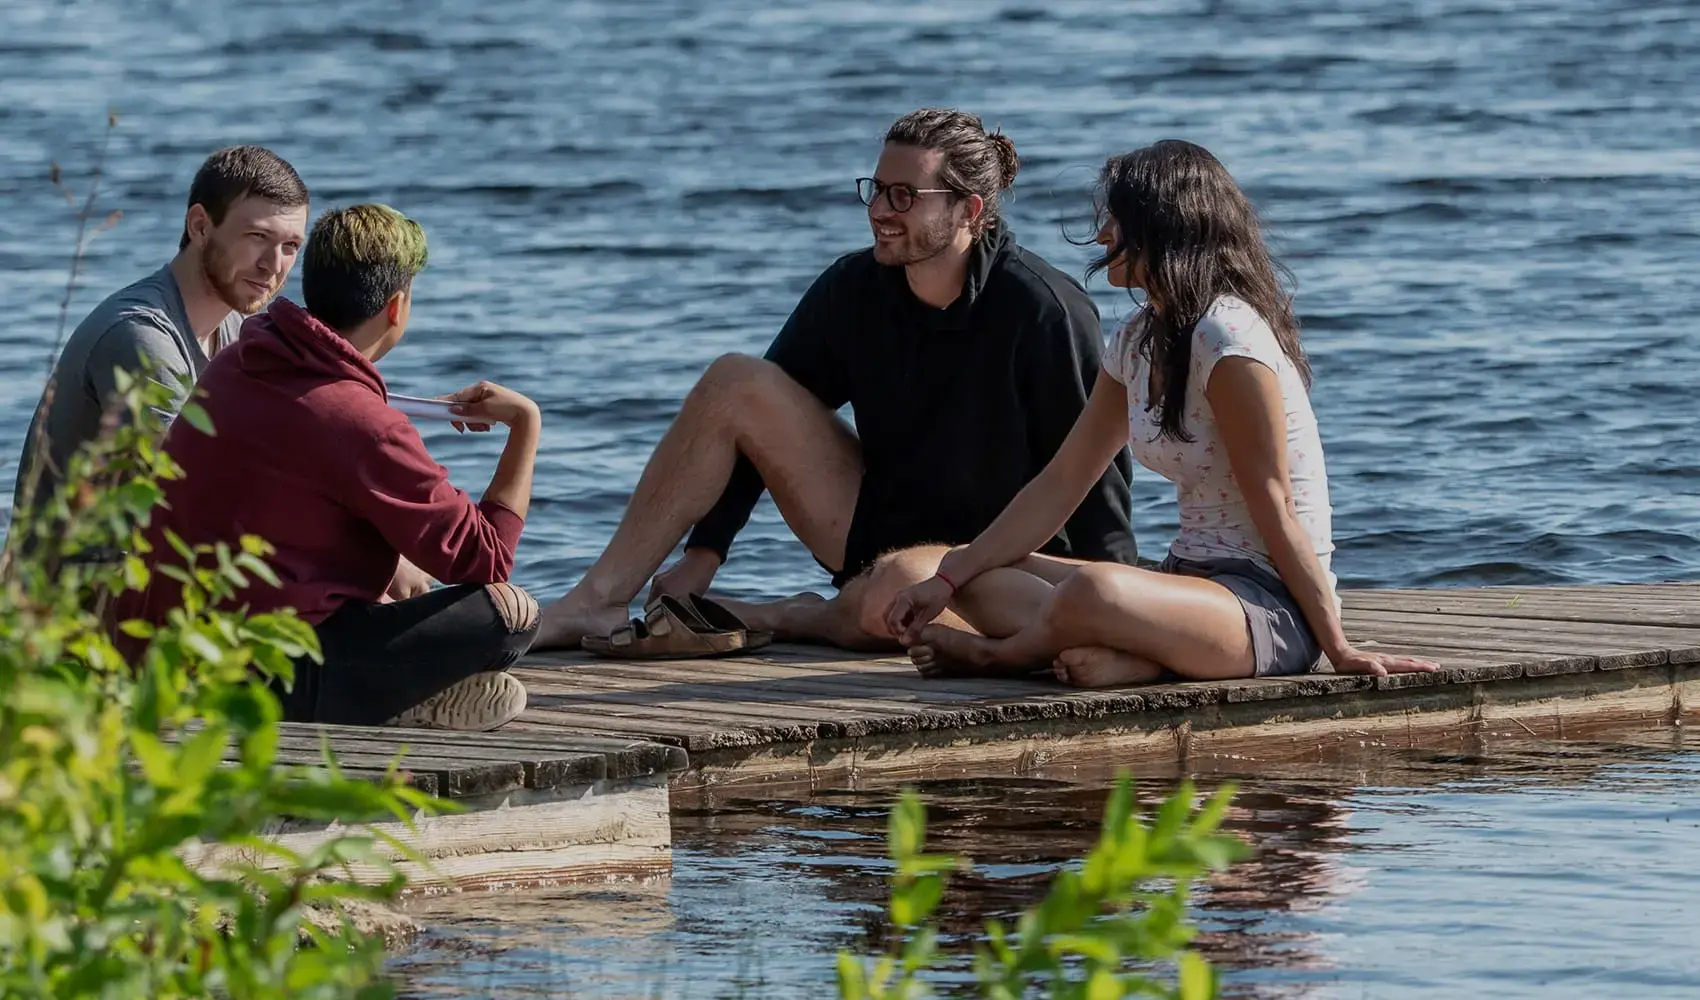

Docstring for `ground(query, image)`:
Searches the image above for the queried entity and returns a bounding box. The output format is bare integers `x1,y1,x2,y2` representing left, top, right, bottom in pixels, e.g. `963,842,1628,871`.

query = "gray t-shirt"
10,265,242,519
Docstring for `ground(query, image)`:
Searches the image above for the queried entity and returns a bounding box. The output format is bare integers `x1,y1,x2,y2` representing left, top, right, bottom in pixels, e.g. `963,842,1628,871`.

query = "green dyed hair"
302,204,429,332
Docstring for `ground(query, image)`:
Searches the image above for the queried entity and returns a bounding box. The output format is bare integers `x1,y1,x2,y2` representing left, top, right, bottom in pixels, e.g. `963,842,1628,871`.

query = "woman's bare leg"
910,563,1258,685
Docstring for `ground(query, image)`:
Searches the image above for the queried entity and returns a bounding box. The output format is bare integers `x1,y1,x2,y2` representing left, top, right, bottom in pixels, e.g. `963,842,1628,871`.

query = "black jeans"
276,582,540,725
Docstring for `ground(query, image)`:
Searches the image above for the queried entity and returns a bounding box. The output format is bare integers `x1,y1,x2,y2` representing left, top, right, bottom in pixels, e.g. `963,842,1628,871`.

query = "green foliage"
0,374,435,998
837,772,1251,1000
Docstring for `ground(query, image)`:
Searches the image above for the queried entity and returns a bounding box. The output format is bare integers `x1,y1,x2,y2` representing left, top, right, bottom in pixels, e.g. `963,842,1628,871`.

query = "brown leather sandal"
580,595,764,660
684,594,773,653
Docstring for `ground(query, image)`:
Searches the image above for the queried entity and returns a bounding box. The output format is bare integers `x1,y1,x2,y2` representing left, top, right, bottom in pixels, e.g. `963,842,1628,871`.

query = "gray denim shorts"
1159,554,1323,677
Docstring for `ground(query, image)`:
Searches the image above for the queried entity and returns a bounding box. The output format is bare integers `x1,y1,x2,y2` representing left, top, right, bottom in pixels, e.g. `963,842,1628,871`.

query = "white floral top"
1104,295,1336,592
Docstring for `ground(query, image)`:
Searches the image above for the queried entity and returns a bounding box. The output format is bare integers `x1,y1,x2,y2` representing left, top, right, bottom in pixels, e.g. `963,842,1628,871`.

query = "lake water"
389,725,1700,999
4,0,1698,995
4,0,1699,596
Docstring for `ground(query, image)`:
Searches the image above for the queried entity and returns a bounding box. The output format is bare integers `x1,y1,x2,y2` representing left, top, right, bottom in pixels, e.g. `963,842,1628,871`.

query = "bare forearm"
942,378,1131,588
482,408,541,519
941,470,1088,584
1254,505,1349,660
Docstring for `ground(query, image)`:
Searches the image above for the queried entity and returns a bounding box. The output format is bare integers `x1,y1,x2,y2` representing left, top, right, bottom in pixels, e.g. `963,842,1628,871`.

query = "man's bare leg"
535,355,862,649
709,545,973,652
711,547,1083,653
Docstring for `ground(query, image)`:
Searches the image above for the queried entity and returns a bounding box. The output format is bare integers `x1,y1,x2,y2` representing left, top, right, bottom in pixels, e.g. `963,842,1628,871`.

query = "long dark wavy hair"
1087,140,1308,441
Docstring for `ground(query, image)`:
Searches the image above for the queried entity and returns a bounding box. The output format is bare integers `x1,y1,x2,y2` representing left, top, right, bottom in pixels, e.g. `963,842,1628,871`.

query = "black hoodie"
686,224,1138,584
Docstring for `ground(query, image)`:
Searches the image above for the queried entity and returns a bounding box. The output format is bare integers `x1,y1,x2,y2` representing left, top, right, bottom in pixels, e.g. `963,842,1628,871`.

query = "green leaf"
1085,967,1127,1000
129,730,176,787
122,555,150,591
1050,934,1121,964
118,619,155,639
163,528,196,568
1189,835,1251,872
1151,779,1193,850
889,788,925,861
174,723,230,789
234,552,281,588
1177,951,1215,1000
179,402,215,436
900,924,940,974
180,629,225,665
911,873,944,923
1103,770,1136,841
836,951,869,999
1191,784,1236,838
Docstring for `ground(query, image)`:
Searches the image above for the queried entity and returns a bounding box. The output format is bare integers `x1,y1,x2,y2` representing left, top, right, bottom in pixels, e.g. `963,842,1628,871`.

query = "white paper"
389,393,461,422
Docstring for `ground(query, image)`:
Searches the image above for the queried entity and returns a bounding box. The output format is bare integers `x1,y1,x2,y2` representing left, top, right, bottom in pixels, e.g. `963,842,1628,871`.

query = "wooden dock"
280,582,1699,889
249,724,686,892
506,582,1700,791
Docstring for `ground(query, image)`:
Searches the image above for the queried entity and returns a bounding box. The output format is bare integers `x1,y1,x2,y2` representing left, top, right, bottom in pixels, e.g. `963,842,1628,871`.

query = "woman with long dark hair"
884,140,1437,686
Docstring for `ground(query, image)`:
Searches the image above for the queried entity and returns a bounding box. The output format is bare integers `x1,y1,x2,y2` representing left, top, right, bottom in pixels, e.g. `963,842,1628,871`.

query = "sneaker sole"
388,671,527,732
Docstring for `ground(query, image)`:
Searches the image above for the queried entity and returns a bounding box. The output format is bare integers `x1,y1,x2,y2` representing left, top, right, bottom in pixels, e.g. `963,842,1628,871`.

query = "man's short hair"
302,204,429,332
178,145,309,250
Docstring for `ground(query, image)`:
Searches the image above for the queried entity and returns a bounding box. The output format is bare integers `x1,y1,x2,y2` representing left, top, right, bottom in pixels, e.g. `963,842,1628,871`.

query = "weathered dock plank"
200,722,687,891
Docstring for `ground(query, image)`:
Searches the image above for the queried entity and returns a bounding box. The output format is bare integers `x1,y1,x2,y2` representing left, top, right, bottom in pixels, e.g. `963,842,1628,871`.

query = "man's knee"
693,353,792,410
850,546,948,639
485,582,540,635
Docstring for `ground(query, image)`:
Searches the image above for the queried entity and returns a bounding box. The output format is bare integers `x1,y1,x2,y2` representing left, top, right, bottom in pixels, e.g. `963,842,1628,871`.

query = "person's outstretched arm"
1208,358,1435,677
448,380,541,520
346,381,540,587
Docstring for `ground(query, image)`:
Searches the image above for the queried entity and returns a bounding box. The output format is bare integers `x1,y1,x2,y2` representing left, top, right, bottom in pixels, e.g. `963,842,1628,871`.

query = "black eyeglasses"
856,177,957,213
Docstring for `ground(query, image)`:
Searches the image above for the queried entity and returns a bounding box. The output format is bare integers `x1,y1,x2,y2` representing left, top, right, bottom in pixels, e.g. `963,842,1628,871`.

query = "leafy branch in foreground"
838,772,1251,1000
0,372,441,999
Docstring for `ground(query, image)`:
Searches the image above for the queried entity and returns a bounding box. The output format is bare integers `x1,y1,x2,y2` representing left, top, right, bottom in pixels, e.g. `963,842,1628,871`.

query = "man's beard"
872,211,956,267
201,237,278,315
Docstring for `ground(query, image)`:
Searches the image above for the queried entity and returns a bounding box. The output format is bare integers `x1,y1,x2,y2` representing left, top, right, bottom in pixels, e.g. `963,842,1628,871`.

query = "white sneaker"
385,671,527,731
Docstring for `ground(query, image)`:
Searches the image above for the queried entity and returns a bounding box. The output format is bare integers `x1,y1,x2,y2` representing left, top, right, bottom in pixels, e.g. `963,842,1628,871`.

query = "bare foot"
909,624,1038,678
1052,646,1163,688
532,598,630,652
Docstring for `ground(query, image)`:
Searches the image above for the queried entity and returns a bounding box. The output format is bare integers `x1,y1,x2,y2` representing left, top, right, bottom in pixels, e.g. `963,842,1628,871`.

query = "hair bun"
989,131,1020,188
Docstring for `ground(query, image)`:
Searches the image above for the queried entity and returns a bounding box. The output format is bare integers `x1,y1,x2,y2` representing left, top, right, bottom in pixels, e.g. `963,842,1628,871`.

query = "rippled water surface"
5,1,1699,995
4,0,1698,596
392,727,1700,998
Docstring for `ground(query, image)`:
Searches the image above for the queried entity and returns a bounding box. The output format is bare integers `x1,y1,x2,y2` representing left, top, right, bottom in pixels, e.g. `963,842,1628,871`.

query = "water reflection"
394,725,1698,998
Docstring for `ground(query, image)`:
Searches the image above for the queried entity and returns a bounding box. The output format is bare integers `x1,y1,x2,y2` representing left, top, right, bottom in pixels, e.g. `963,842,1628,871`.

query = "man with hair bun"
116,204,543,731
540,108,1137,655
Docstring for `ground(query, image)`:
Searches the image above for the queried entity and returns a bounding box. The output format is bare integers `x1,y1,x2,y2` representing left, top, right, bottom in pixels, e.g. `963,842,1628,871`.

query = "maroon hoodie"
118,298,523,626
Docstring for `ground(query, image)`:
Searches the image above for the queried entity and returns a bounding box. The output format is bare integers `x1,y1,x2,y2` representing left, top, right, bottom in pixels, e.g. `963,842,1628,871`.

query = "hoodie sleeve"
342,420,525,585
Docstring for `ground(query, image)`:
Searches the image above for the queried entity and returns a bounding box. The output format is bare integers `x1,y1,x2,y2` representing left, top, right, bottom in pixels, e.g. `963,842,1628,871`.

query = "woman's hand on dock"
886,576,956,645
1329,646,1441,676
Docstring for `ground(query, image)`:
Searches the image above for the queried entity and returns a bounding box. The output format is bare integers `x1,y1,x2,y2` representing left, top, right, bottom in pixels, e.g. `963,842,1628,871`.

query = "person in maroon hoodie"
118,204,543,731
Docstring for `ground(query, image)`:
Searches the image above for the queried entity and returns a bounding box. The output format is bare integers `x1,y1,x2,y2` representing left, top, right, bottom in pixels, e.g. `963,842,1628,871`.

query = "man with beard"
537,108,1137,654
10,145,309,524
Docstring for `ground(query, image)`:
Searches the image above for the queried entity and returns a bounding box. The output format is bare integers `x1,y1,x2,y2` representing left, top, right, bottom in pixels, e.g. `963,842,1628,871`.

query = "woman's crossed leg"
911,562,1255,687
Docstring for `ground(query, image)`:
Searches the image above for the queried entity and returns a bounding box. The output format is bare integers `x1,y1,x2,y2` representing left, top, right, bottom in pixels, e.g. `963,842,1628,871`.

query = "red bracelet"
936,569,960,595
